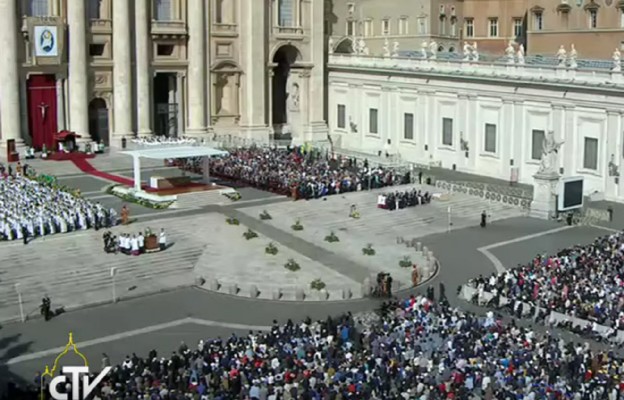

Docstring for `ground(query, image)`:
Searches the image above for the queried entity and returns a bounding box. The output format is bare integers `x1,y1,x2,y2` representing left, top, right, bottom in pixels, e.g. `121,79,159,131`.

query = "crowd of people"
0,162,116,243
206,146,410,200
103,229,167,255
468,231,624,330
8,293,624,399
378,188,432,211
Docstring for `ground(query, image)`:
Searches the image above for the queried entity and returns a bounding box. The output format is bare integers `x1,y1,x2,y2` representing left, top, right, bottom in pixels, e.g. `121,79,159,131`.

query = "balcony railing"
151,20,186,36
89,19,112,33
212,23,237,35
273,26,304,37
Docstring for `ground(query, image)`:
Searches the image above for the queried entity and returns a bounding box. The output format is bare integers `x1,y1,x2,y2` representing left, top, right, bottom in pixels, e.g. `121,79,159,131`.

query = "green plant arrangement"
284,258,301,272
324,231,340,243
310,279,326,291
399,256,413,268
265,242,278,255
243,229,258,240
105,185,174,209
291,219,304,231
226,217,240,225
259,210,272,220
223,191,241,201
362,243,376,256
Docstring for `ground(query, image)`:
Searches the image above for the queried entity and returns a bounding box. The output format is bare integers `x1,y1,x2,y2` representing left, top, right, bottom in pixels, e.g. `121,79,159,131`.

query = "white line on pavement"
477,225,575,273
589,224,621,233
6,317,271,365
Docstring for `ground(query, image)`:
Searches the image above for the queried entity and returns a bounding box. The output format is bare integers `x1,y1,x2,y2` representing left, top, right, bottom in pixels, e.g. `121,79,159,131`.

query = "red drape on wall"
27,74,57,150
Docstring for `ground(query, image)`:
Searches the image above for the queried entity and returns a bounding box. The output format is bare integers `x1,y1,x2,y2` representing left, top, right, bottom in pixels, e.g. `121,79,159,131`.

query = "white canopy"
121,146,228,160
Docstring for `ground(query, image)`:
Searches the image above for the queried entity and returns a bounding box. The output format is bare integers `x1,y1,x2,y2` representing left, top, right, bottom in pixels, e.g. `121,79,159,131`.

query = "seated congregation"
377,188,431,211
205,146,411,199
15,293,624,400
469,231,624,332
0,163,116,242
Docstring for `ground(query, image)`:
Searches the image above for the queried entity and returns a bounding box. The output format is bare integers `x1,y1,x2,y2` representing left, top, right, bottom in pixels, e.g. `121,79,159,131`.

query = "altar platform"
145,181,227,196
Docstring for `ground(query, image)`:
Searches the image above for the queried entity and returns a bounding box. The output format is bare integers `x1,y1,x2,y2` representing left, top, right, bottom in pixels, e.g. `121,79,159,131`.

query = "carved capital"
298,70,311,78
607,109,621,116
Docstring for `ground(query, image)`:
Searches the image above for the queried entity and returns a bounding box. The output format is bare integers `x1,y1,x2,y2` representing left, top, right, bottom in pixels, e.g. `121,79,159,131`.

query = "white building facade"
328,54,624,201
0,0,327,151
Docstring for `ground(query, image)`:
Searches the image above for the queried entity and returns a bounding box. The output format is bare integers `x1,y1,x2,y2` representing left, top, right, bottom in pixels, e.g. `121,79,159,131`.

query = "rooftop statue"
556,45,567,66
613,48,622,72
505,41,515,64
420,41,428,59
429,41,438,60
382,37,390,57
517,44,525,65
392,41,399,57
568,44,578,69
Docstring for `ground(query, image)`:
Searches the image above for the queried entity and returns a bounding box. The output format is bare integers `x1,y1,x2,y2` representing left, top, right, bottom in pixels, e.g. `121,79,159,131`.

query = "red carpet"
46,152,96,161
71,158,135,186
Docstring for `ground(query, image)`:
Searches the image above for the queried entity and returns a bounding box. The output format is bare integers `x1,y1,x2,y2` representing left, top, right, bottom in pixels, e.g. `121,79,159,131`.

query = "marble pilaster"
135,0,152,135
186,0,207,136
113,0,133,139
0,0,22,146
56,74,66,131
67,0,91,140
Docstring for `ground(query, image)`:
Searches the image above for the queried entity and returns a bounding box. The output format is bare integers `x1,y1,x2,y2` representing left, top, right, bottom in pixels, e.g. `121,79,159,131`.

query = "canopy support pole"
202,156,211,184
133,155,142,191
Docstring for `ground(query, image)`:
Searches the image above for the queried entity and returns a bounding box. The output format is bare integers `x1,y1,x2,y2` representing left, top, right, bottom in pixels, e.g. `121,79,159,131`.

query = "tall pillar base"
185,127,210,139
300,121,329,144
239,125,271,141
530,172,560,220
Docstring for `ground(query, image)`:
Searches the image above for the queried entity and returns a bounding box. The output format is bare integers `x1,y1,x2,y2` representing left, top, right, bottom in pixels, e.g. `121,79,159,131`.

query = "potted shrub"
284,259,301,271
259,210,272,220
226,217,240,225
265,242,278,255
291,219,304,231
324,231,340,243
243,229,258,240
310,279,326,291
399,256,412,268
362,243,376,256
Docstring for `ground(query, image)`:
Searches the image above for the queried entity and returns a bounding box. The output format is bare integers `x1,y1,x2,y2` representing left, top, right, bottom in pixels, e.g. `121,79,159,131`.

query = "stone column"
0,0,23,146
135,0,152,135
501,100,513,178
562,106,575,175
67,0,91,140
176,73,184,136
267,69,274,130
186,0,207,136
466,94,478,171
551,104,564,173
512,101,524,179
56,74,66,131
113,0,133,140
606,109,620,199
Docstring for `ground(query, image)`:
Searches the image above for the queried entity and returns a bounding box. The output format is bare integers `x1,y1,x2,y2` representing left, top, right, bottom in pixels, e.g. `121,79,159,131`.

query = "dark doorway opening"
88,98,109,146
272,45,299,128
153,73,179,138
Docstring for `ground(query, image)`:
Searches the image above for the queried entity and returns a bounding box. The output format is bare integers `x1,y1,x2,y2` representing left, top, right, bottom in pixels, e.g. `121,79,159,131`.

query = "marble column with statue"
530,130,564,219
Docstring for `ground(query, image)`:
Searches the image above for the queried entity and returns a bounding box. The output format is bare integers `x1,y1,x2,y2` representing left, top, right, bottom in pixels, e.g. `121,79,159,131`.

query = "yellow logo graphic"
40,332,89,400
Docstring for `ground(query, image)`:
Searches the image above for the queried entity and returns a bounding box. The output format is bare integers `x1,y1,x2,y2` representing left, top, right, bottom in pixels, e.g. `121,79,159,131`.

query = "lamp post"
110,267,117,303
14,283,24,322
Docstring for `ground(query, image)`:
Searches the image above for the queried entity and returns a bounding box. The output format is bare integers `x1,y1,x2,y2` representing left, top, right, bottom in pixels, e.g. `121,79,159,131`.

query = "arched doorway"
272,45,300,132
88,98,109,146
334,38,354,54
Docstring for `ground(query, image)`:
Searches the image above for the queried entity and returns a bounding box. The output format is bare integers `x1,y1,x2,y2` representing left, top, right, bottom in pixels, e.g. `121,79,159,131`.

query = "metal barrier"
435,180,531,210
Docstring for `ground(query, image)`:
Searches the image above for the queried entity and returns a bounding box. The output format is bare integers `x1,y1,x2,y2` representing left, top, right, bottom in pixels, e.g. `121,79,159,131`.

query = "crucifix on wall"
38,102,49,120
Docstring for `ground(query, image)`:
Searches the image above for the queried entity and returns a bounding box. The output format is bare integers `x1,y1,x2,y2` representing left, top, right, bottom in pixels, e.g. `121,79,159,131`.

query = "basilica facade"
0,0,327,150
327,52,624,201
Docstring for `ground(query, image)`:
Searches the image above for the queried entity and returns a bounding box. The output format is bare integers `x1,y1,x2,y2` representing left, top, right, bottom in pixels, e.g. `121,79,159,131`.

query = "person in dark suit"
21,224,28,245
480,211,487,228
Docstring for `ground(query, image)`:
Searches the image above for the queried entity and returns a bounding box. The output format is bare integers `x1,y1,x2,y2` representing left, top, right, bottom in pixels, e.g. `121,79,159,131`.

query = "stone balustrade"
329,54,623,89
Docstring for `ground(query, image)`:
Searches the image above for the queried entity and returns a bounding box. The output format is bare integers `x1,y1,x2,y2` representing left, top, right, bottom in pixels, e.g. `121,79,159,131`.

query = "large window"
346,20,355,36
153,0,172,21
278,0,294,26
534,12,543,31
382,19,390,35
465,18,474,37
27,0,48,16
484,124,497,153
404,113,414,140
531,129,545,160
450,19,457,36
440,16,446,35
583,137,598,170
399,17,408,35
369,108,378,134
488,18,499,37
364,19,373,37
442,118,453,146
588,9,597,29
513,18,523,37
337,105,346,129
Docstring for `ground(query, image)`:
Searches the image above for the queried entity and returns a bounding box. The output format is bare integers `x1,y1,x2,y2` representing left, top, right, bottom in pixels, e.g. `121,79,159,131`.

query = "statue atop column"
517,44,525,65
421,41,428,59
613,48,622,72
568,44,578,69
538,130,564,175
382,37,390,57
556,45,567,67
505,41,515,64
428,41,438,60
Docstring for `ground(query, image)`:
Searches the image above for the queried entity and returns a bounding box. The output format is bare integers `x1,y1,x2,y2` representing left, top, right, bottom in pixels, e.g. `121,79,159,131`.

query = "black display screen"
563,180,583,209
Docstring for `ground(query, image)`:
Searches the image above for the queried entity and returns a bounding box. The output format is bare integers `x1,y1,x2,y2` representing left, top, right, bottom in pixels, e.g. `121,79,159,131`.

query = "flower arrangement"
399,256,412,268
224,191,242,201
106,185,174,209
324,231,340,243
284,259,301,272
265,242,278,255
226,217,240,225
362,243,376,256
310,279,326,291
259,210,272,220
243,229,258,240
291,219,304,231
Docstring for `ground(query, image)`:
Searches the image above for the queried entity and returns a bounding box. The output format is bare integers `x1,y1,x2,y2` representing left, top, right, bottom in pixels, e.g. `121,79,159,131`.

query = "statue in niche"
538,130,564,175
215,74,231,114
609,154,619,177
556,45,567,66
289,82,300,111
517,44,525,65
